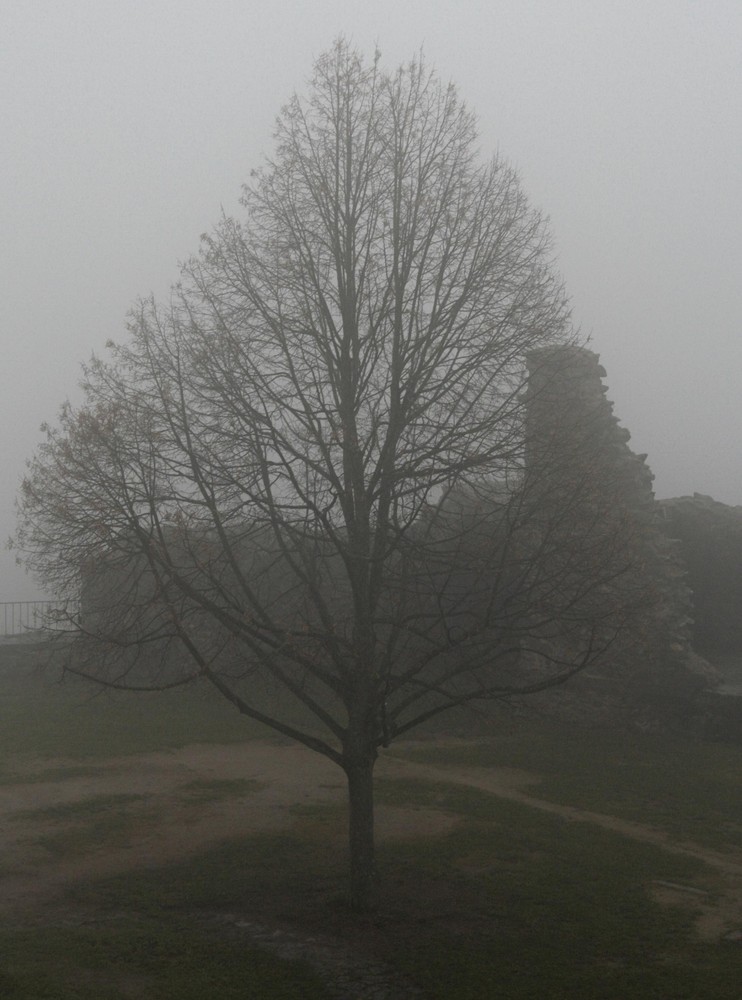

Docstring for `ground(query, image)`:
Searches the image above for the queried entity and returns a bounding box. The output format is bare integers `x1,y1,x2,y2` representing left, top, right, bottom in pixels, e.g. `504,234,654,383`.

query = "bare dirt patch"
0,742,456,918
3,740,742,941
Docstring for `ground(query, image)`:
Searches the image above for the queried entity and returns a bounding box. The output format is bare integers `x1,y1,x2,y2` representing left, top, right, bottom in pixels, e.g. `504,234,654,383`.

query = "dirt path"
384,756,742,876
381,755,742,939
2,740,741,938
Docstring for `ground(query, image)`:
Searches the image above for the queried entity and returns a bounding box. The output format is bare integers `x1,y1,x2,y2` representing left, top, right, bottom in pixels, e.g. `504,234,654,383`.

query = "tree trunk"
344,753,377,912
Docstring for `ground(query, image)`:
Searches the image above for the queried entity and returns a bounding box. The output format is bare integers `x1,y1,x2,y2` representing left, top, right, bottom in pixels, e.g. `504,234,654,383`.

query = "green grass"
0,644,289,763
178,777,266,803
63,784,742,1000
0,921,332,999
393,717,742,851
17,794,157,860
4,645,742,995
12,792,150,823
0,764,107,786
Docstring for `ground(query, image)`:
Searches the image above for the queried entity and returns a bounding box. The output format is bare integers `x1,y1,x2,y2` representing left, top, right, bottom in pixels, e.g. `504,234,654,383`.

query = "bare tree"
15,42,652,910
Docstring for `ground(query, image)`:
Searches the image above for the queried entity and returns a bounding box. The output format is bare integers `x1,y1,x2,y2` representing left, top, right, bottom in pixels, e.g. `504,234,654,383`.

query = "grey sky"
2,0,740,600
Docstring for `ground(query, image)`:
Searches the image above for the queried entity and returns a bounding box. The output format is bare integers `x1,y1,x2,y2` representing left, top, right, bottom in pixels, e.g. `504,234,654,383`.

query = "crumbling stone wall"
523,346,716,727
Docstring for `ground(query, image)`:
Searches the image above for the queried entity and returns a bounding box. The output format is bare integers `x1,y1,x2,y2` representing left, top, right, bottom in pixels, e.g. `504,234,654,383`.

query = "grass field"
2,643,742,997
0,642,284,765
391,721,742,852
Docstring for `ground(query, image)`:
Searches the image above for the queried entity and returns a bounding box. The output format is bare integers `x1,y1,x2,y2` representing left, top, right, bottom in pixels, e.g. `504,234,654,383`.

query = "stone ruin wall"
523,346,725,730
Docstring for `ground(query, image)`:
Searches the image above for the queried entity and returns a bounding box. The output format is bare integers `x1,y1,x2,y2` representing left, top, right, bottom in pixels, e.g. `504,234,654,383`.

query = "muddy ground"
2,739,742,944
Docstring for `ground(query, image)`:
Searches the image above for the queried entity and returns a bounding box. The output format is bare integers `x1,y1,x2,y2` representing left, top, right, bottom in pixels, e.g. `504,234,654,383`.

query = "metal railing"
0,601,77,638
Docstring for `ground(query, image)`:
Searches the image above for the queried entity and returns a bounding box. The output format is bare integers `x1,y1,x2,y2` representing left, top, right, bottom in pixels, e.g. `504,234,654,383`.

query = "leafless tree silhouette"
16,42,652,909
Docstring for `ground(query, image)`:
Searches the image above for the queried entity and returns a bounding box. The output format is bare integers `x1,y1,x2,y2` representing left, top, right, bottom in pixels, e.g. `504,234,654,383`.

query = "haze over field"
2,0,740,600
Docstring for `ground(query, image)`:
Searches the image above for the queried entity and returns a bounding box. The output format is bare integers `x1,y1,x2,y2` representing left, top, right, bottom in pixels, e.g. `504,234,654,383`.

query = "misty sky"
2,0,740,601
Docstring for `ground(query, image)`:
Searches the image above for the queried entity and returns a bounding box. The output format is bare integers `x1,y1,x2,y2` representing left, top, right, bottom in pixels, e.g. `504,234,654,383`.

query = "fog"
2,0,740,600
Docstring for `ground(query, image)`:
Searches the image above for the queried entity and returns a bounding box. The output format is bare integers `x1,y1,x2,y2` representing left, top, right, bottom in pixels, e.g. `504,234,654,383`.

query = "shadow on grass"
0,921,332,1000
54,783,742,1000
